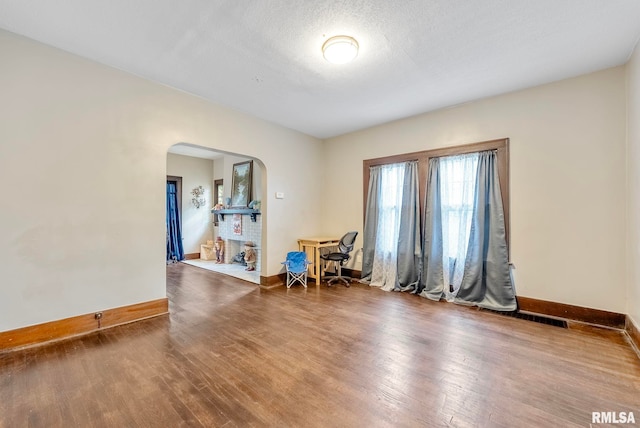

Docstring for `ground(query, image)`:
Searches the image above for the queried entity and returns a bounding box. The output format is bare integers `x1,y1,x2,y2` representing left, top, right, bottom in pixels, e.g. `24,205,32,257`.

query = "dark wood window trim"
213,179,223,226
362,138,510,251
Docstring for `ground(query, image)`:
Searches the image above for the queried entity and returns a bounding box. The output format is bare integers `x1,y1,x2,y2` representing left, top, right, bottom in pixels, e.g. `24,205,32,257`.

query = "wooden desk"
298,237,340,282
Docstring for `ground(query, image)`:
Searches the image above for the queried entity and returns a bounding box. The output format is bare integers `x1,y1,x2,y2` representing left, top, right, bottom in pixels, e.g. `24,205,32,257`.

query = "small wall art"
233,213,242,235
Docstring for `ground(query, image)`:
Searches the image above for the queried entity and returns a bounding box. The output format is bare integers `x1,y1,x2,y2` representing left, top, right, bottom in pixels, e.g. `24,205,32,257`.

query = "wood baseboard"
183,253,200,260
343,268,362,279
260,269,362,289
260,273,285,289
626,316,640,355
0,298,168,352
516,296,626,329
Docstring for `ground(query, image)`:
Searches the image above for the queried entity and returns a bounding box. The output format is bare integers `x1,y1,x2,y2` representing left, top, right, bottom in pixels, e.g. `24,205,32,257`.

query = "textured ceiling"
2,0,640,139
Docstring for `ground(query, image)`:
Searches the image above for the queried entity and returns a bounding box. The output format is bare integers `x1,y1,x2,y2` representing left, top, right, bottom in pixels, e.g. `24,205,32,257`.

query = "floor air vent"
479,308,568,328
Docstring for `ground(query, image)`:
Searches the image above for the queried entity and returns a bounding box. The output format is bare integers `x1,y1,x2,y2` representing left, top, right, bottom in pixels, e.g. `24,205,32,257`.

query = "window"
362,138,513,308
440,152,479,259
375,163,406,254
363,138,510,252
213,179,223,226
439,152,479,289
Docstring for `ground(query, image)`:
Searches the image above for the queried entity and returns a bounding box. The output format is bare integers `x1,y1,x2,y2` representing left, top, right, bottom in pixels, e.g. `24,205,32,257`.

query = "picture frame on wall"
231,160,253,208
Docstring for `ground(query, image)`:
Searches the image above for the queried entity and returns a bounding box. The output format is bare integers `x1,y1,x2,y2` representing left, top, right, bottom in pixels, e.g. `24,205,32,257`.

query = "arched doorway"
166,143,265,284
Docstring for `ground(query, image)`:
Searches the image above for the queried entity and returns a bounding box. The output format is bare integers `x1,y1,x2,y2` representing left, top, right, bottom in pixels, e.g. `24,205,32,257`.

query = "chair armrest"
319,246,338,257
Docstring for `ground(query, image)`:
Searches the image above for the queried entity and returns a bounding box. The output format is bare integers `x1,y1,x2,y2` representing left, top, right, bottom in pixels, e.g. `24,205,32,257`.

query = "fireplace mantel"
212,208,261,222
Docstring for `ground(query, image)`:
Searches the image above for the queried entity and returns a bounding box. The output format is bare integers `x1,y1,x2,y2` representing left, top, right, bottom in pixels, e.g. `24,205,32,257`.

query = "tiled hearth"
181,259,259,284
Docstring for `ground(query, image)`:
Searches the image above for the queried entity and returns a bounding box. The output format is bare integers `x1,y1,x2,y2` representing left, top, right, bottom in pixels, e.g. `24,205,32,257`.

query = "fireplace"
225,239,247,265
217,213,261,272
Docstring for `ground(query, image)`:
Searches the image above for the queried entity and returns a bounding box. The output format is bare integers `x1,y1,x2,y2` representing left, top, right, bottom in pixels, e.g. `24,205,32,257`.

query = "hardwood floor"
1,263,639,427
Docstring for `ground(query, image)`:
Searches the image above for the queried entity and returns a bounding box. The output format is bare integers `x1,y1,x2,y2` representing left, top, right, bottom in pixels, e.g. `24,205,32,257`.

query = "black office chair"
320,231,358,287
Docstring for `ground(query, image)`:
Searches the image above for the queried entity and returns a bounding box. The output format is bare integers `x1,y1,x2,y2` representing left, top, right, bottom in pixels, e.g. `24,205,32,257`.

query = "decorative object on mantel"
225,197,231,208
249,200,261,211
231,160,253,207
191,186,206,209
213,203,225,211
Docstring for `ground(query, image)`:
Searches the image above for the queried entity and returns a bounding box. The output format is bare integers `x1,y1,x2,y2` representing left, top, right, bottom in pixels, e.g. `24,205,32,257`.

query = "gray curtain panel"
419,157,446,300
395,161,421,292
360,165,383,281
454,151,517,311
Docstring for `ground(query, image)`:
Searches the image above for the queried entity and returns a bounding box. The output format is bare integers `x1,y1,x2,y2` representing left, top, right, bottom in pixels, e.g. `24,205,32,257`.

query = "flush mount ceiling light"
322,35,359,64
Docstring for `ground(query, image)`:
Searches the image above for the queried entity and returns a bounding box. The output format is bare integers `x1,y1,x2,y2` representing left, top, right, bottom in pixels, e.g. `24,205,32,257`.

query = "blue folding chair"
282,251,312,288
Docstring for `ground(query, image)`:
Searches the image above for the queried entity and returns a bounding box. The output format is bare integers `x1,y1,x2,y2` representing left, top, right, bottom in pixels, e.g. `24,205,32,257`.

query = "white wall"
627,42,640,328
213,158,224,183
166,153,214,254
0,30,323,331
323,67,627,313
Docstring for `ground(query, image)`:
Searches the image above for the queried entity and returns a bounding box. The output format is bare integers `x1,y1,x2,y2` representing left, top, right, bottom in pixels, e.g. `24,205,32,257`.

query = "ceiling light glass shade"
322,35,359,64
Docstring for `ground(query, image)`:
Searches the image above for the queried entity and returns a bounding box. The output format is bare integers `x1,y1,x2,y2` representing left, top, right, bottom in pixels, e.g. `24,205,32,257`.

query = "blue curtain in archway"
166,182,184,262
